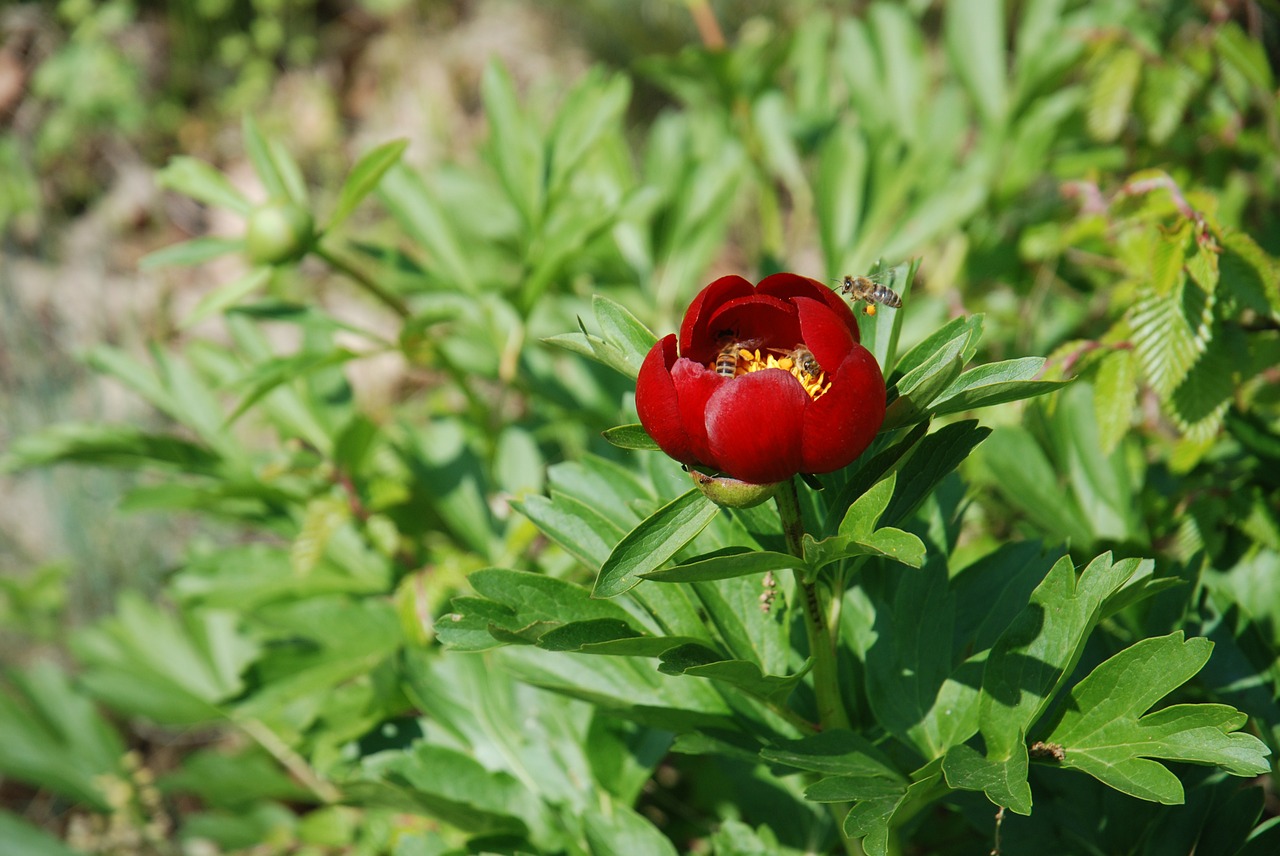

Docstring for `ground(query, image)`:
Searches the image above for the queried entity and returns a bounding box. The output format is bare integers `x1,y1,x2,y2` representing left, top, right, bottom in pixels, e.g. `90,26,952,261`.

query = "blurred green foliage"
2,0,1279,853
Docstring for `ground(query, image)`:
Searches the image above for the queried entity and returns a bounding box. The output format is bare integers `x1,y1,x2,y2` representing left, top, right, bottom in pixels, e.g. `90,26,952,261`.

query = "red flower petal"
793,296,855,376
704,294,801,354
670,356,724,466
679,275,755,356
800,345,885,474
705,369,808,484
636,335,700,466
758,272,861,341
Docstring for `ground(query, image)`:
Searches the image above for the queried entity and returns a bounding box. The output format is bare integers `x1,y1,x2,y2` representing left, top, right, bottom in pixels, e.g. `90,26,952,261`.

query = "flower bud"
688,469,779,508
245,199,314,265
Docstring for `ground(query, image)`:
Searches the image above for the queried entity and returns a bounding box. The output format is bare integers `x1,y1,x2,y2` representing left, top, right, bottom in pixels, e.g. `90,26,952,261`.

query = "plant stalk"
315,241,411,319
774,478,851,734
775,480,863,854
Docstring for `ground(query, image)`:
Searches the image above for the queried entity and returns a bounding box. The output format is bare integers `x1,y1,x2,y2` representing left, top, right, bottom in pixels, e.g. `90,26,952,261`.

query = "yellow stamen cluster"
712,345,832,400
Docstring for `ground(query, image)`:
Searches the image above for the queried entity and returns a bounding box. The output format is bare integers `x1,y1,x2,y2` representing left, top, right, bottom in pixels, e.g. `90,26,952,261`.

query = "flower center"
710,343,832,400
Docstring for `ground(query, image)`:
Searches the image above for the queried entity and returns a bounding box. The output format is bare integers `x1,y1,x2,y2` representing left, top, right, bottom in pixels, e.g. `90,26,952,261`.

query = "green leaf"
326,138,408,231
929,357,1068,416
640,549,795,584
72,594,260,726
883,316,983,429
378,164,477,293
140,236,243,270
941,741,1031,815
235,598,401,726
883,357,964,430
0,811,84,856
888,312,982,387
545,311,649,380
656,644,804,703
841,760,946,856
1047,382,1141,542
593,489,720,598
348,743,537,836
156,156,252,216
943,552,1146,814
1138,61,1200,145
438,569,687,657
481,62,545,229
582,799,678,856
226,348,361,426
0,663,126,811
983,552,1145,748
593,295,658,378
602,423,660,451
181,266,273,329
761,730,902,778
1215,21,1275,93
837,474,896,539
161,746,314,809
1219,230,1280,315
816,122,867,275
945,0,1006,125
978,425,1093,546
803,527,925,571
1129,253,1213,400
1087,46,1142,142
1094,347,1138,454
881,420,990,528
1046,633,1271,804
242,114,288,202
1,423,221,475
513,493,624,570
403,420,498,560
494,645,737,733
546,70,631,197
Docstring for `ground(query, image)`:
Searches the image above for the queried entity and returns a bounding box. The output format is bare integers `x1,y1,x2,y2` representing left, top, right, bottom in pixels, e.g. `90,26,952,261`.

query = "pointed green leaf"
327,139,409,231
1,424,221,475
881,420,990,528
140,236,243,270
1094,347,1138,454
838,474,896,539
761,731,902,778
929,357,1068,416
602,423,660,451
640,549,796,584
242,115,288,202
593,295,658,377
656,644,804,703
582,798,678,856
803,528,925,571
156,156,252,216
512,493,624,570
945,0,1006,125
594,489,719,597
181,266,272,329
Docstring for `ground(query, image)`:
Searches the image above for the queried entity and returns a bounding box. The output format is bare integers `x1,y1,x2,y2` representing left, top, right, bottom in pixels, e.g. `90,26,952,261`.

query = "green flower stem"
775,479,861,855
314,241,411,319
774,478,850,734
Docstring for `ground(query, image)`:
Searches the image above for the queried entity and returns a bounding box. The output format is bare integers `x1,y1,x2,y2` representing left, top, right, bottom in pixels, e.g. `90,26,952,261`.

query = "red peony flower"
636,273,886,485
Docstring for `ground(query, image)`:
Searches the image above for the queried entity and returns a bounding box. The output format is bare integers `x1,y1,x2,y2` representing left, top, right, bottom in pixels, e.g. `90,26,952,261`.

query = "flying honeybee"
713,335,763,377
839,270,903,316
